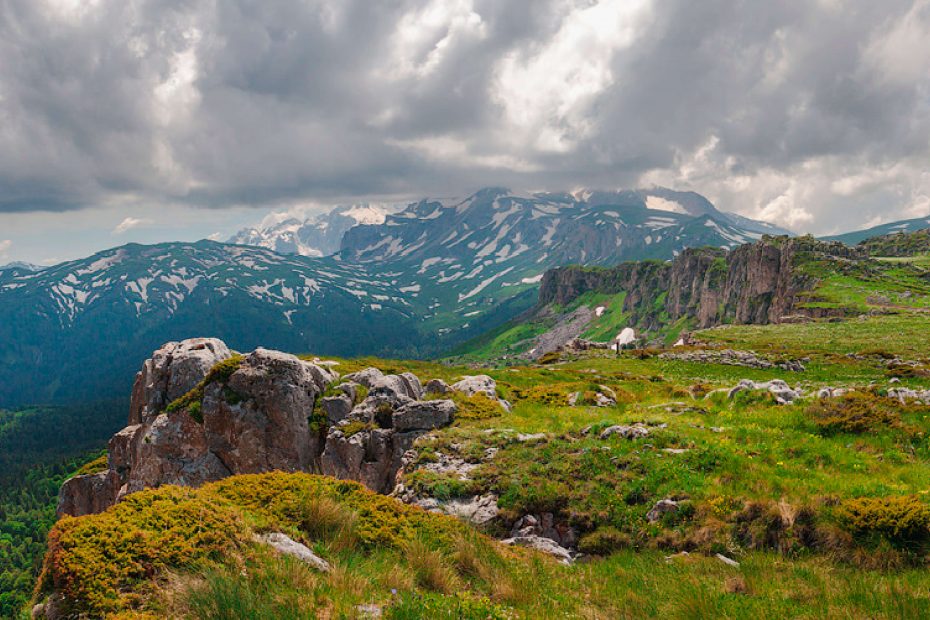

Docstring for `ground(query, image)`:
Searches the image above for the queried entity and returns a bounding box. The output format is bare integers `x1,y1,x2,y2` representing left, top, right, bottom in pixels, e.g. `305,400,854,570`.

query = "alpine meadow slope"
31,228,930,618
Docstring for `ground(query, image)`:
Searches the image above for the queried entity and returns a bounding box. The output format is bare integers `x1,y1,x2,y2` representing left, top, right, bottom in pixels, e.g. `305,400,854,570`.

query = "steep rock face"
129,338,232,425
58,343,458,517
538,236,863,330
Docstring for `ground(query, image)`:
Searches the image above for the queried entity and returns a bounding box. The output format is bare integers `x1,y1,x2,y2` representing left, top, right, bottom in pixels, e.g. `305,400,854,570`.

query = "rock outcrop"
538,236,863,330
320,369,457,493
129,338,232,425
58,342,456,517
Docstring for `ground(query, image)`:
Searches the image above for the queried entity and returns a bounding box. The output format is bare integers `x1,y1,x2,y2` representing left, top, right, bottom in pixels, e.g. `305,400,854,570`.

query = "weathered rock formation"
57,340,463,517
538,236,864,330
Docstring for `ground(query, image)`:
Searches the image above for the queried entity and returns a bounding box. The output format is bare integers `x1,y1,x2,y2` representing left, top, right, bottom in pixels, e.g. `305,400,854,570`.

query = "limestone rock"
424,378,452,394
255,532,331,572
202,348,334,473
502,535,574,565
345,367,422,400
646,499,679,523
127,410,231,494
600,423,656,440
727,379,802,404
451,375,511,411
322,394,354,425
129,338,232,425
56,470,121,518
393,399,456,432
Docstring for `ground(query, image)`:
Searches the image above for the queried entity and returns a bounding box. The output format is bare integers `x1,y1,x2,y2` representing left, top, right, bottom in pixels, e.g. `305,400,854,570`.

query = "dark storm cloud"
1,0,928,231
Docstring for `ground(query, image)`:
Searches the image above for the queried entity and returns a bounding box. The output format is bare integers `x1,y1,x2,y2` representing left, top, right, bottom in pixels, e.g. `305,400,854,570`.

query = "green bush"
839,495,930,546
578,527,633,556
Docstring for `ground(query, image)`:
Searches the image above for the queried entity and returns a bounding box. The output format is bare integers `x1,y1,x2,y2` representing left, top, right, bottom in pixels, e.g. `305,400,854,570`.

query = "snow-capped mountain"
228,204,392,257
0,261,42,273
340,187,789,331
0,241,420,407
826,216,930,246
0,186,789,408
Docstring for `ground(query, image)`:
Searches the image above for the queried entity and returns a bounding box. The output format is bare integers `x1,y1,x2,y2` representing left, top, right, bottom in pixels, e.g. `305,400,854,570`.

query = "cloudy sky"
1,0,929,264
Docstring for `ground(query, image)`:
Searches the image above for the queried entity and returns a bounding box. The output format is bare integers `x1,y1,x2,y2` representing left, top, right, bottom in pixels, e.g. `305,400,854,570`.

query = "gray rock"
646,499,679,523
345,367,421,400
600,424,654,440
728,379,802,404
501,535,574,565
56,470,121,518
392,399,456,432
322,394,354,425
424,378,452,394
129,338,232,425
255,532,331,572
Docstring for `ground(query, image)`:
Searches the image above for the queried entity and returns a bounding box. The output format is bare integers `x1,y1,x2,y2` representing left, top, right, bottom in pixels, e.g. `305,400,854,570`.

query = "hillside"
458,235,930,362
856,228,930,258
0,241,420,408
32,288,930,617
826,216,930,245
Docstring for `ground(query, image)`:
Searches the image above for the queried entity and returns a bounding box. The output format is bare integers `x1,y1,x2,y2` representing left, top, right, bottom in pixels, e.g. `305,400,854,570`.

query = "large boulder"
125,410,231,495
56,470,121,518
344,367,423,400
129,338,232,425
202,348,336,473
393,400,456,432
58,341,339,517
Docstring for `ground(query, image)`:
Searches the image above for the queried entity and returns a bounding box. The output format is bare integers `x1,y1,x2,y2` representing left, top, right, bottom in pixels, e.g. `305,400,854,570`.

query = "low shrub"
165,354,245,417
447,392,505,420
537,351,562,365
578,527,633,556
73,453,108,476
838,495,930,547
806,392,912,435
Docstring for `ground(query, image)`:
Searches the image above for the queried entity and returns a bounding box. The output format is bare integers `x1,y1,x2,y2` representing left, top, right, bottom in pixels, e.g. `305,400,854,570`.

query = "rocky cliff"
57,338,504,518
538,236,865,330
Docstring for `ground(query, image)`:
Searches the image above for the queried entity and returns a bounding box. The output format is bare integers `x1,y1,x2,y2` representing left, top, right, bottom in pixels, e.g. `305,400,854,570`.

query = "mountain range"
825,215,930,245
227,204,393,257
0,186,831,409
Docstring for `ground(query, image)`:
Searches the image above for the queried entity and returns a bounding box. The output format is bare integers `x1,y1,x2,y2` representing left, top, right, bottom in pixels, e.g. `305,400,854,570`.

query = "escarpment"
57,339,471,517
538,236,865,329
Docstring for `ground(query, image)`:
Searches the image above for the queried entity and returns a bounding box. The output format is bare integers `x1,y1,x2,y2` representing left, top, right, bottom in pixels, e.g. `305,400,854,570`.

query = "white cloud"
112,217,153,235
0,239,11,261
493,0,653,152
387,0,487,79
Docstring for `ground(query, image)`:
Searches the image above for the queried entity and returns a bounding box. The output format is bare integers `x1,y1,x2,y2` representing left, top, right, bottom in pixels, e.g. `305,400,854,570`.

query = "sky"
1,0,929,265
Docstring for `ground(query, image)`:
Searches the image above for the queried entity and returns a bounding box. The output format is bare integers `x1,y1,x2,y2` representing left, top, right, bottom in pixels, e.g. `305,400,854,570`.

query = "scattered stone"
600,424,657,440
660,349,806,372
715,553,740,568
726,379,802,404
510,512,577,548
888,387,930,405
646,499,679,523
438,494,500,525
817,387,850,399
516,432,547,443
355,604,383,619
451,375,512,411
501,535,574,565
255,532,331,572
424,378,451,394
